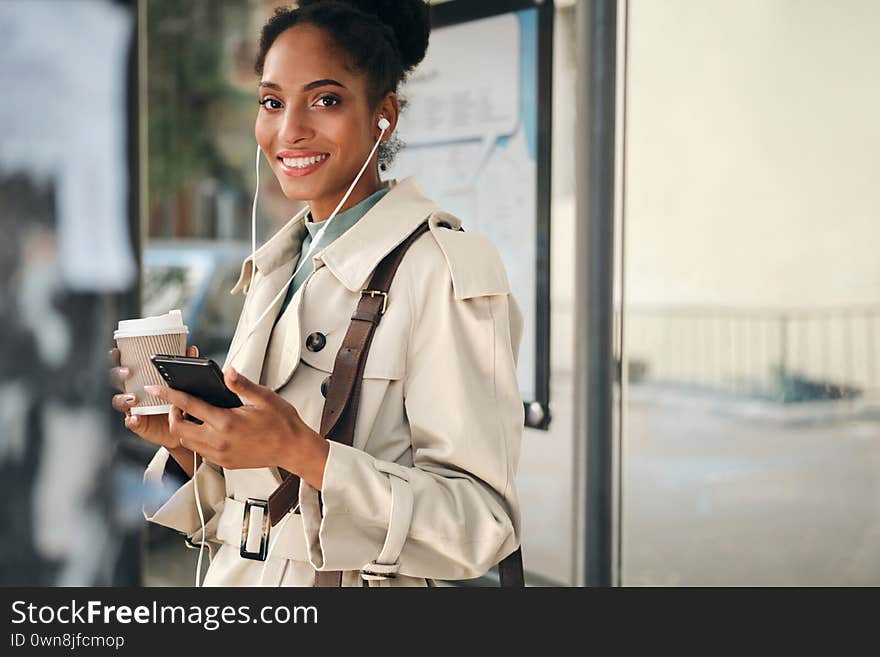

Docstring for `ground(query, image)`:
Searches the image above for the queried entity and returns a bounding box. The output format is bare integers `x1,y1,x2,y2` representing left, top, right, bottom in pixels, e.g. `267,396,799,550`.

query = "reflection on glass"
620,0,880,585
142,265,205,319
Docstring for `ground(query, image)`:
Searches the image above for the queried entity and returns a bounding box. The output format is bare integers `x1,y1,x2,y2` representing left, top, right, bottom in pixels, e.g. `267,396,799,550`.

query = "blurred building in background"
0,0,140,585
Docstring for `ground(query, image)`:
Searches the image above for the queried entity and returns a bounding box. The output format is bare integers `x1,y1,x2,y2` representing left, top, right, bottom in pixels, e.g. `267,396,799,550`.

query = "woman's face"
255,25,384,215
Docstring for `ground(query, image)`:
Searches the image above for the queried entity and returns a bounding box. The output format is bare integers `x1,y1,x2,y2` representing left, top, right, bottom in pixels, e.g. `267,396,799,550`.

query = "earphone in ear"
378,116,390,131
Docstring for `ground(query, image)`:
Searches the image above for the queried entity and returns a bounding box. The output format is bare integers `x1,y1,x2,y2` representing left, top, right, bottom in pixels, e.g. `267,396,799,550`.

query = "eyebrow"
258,79,347,92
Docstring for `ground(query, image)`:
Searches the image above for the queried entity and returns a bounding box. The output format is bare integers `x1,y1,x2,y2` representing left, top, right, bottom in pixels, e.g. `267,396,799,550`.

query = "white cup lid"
114,308,189,339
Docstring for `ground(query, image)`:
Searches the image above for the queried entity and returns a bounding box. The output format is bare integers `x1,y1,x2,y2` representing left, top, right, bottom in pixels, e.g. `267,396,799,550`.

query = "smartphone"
149,355,242,422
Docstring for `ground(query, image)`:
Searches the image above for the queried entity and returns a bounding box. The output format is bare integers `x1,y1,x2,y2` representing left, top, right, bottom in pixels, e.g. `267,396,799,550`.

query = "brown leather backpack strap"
319,222,431,443
311,221,430,587
267,222,430,526
268,221,430,529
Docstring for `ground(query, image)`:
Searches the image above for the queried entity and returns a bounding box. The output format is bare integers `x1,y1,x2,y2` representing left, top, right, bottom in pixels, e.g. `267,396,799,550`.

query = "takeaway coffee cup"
114,309,189,415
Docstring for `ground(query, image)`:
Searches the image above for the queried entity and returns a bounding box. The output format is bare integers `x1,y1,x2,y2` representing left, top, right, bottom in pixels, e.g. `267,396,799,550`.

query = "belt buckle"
240,498,270,561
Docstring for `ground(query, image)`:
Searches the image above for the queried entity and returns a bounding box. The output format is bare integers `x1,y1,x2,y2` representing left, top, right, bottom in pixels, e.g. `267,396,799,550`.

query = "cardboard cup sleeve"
116,331,187,415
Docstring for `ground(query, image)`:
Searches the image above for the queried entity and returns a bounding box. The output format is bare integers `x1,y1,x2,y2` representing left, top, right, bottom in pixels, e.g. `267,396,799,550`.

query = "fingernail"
119,368,130,376
225,367,237,381
193,346,199,356
130,415,139,425
144,385,161,396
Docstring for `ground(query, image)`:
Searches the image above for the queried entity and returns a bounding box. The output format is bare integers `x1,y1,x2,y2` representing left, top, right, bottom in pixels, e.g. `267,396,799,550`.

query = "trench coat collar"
253,207,309,280
230,176,450,296
229,207,307,296
313,176,446,292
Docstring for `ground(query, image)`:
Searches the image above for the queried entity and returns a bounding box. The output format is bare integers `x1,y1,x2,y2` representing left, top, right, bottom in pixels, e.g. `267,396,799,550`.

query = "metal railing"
618,305,880,401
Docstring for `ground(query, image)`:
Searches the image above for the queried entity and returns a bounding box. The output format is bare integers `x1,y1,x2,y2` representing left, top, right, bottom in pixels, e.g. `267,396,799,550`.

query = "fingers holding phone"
109,344,200,448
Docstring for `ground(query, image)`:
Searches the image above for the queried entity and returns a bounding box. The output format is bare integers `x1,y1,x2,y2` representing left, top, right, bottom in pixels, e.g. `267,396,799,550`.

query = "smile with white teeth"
281,153,329,168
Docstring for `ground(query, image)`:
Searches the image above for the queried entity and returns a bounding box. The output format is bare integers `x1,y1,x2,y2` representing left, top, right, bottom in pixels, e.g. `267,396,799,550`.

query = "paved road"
622,388,880,585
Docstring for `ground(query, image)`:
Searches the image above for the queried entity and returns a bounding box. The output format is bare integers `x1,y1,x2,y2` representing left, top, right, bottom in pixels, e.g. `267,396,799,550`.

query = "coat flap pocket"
299,316,405,380
298,262,411,381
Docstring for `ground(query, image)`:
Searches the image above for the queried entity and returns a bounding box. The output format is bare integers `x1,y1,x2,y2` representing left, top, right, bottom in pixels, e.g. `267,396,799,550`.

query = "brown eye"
258,97,282,110
316,95,341,108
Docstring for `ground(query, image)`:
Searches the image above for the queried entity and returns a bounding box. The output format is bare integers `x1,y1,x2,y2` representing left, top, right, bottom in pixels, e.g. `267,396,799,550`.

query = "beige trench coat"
142,176,524,586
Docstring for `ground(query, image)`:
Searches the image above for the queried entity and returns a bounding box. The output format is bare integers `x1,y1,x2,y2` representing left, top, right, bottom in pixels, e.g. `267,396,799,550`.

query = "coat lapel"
225,258,297,385
224,210,309,385
261,278,305,392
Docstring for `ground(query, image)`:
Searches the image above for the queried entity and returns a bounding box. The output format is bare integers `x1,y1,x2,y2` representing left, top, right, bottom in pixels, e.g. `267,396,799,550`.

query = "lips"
276,151,330,178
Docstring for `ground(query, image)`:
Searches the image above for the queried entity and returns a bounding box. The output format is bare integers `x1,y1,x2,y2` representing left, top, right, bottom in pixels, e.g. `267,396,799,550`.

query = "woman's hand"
145,366,330,490
110,345,201,477
110,344,199,450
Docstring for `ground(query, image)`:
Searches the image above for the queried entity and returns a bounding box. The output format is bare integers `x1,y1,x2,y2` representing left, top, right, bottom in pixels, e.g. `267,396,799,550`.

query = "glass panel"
621,0,880,585
0,0,138,585
142,0,579,587
142,264,208,319
142,0,289,585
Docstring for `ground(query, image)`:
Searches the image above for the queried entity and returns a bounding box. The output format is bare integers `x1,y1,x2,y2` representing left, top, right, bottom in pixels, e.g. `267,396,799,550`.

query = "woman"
110,0,524,587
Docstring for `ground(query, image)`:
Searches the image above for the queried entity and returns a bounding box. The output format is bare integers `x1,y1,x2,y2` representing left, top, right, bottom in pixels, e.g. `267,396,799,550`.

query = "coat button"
306,332,326,352
320,376,330,398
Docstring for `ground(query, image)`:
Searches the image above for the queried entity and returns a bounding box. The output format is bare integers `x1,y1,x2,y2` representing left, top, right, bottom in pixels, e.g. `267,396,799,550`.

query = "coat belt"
214,497,310,562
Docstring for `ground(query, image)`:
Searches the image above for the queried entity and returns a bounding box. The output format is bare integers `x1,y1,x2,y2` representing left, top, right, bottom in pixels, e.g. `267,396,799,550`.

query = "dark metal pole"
575,0,617,587
108,0,146,585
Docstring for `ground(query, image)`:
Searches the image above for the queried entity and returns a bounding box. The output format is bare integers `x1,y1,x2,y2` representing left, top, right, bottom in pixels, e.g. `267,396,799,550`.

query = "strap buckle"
361,289,388,316
240,498,270,561
360,561,400,581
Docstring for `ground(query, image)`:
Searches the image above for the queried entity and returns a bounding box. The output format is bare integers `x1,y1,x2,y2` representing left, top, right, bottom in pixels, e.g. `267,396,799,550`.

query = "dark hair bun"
298,0,430,72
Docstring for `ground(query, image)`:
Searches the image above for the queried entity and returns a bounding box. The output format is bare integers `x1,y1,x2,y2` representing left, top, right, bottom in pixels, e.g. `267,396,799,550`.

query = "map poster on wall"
386,0,553,429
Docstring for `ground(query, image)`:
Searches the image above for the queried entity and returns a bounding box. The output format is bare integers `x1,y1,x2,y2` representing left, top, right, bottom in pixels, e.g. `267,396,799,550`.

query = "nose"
278,104,314,145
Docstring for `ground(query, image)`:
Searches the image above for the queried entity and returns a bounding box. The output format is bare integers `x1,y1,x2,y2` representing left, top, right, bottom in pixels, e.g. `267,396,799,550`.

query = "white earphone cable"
251,141,259,271
192,450,206,587
258,504,299,586
307,118,388,259
193,117,388,587
223,119,389,369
